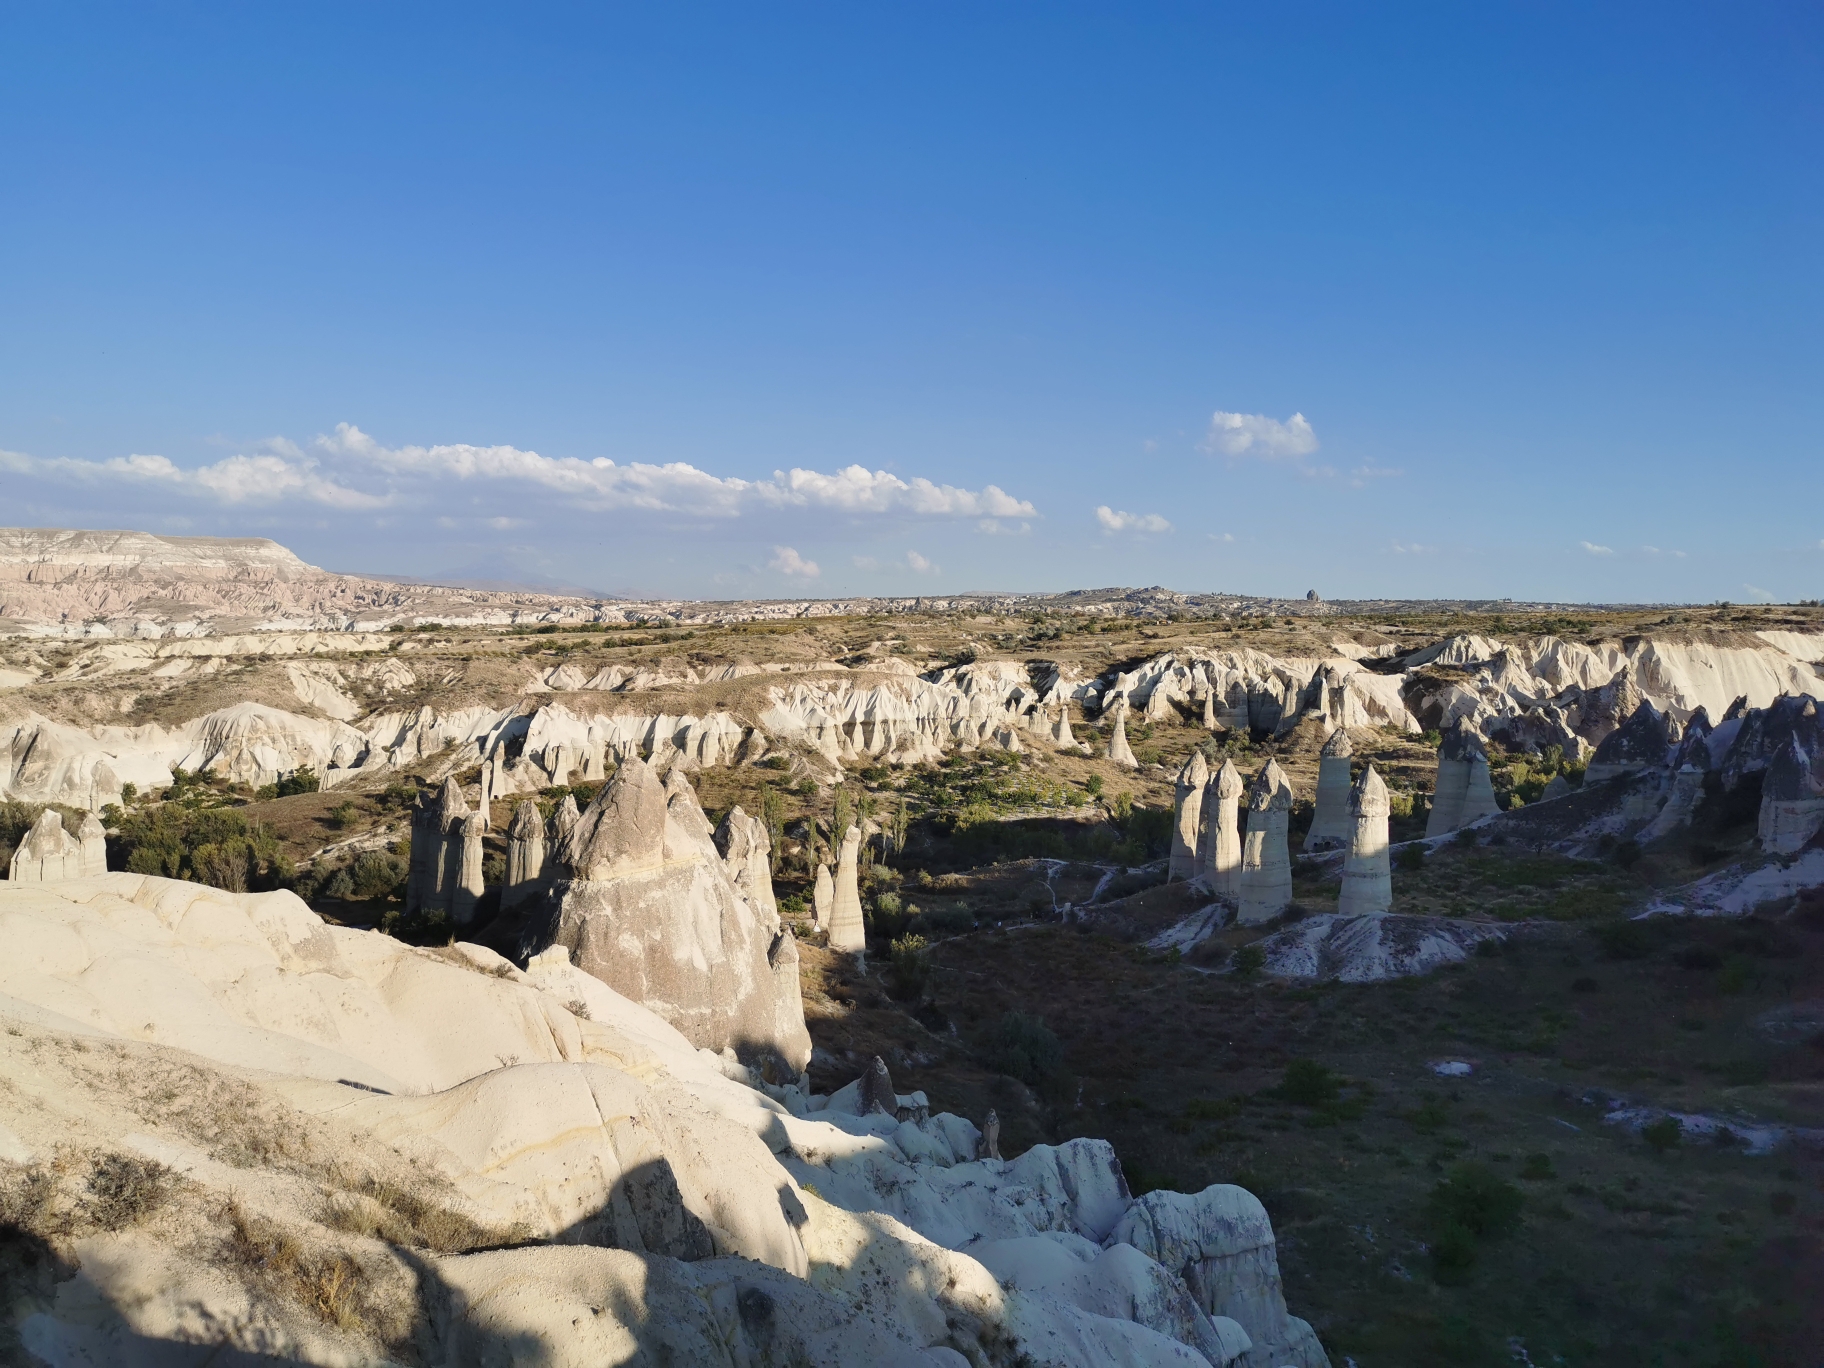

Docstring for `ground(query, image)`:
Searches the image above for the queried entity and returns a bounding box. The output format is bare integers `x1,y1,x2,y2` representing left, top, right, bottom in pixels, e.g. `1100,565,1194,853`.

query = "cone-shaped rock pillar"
1201,759,1245,898
1107,707,1139,770
1425,718,1484,837
451,813,486,925
1460,755,1500,828
812,863,833,930
827,825,867,952
1304,728,1355,852
1169,751,1210,881
504,800,546,910
1237,760,1295,925
77,812,107,877
1338,765,1392,917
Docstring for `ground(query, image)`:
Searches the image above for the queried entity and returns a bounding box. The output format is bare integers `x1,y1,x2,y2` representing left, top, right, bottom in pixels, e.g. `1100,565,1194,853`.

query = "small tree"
759,784,786,872
1643,1116,1682,1153
833,787,853,841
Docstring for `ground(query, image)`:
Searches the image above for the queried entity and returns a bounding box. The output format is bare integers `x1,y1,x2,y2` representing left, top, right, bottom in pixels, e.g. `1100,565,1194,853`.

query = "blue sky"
1,4,1819,603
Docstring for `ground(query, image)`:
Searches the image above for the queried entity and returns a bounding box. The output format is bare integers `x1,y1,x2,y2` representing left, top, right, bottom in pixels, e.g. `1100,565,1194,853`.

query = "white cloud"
1201,411,1319,459
976,519,1031,536
905,550,938,574
1391,541,1430,555
1581,541,1615,556
1096,506,1173,534
320,423,1035,519
1208,532,1235,543
0,445,383,510
769,546,821,578
851,555,880,571
1743,584,1776,603
1349,465,1403,486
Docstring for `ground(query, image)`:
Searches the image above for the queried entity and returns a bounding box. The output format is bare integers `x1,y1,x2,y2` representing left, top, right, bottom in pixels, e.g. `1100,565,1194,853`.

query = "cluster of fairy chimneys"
6,809,108,883
1169,737,1394,924
407,776,585,925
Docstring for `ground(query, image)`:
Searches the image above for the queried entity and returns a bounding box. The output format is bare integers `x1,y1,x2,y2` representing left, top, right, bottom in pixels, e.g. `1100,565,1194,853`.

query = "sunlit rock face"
1170,751,1209,880
527,756,812,1074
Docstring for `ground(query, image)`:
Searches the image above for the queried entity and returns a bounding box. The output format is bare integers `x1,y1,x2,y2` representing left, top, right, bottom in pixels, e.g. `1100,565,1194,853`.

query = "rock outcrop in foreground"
0,874,1327,1366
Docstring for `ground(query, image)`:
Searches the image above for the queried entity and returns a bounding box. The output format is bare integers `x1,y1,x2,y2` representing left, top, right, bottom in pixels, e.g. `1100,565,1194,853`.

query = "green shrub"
274,767,320,798
983,1011,1064,1086
1642,1116,1682,1153
1591,919,1652,959
1395,844,1426,872
1231,944,1266,978
112,804,290,892
1430,1162,1524,1239
329,801,360,829
1085,774,1104,798
1519,1153,1555,1181
1279,1059,1342,1107
349,850,407,900
887,933,929,1001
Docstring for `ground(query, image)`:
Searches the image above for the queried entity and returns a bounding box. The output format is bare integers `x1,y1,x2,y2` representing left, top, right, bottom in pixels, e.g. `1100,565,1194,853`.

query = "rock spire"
1303,728,1355,852
1201,758,1245,898
1106,704,1139,771
1337,765,1392,916
1237,760,1294,925
812,863,833,930
1169,751,1209,881
827,825,867,953
503,800,546,910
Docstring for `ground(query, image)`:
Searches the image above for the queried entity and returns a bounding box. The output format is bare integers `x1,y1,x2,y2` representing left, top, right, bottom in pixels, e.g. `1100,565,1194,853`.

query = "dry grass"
318,1168,524,1254
220,1197,374,1335
0,1149,177,1241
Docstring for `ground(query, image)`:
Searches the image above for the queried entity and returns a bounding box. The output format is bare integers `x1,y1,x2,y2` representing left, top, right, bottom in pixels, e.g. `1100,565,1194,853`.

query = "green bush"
350,850,407,900
983,1011,1064,1086
111,805,290,892
1519,1153,1555,1181
329,801,360,829
1642,1116,1682,1153
275,767,320,798
887,933,929,1001
1430,1162,1524,1239
1231,944,1266,978
1395,844,1426,872
1278,1059,1342,1107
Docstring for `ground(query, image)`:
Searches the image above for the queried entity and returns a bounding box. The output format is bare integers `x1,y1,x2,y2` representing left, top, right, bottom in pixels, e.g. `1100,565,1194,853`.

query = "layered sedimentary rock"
1202,758,1245,898
504,799,546,909
1170,751,1209,881
1759,700,1824,854
1337,766,1392,917
1238,760,1294,926
529,757,812,1071
1304,728,1355,852
7,808,106,881
826,825,867,953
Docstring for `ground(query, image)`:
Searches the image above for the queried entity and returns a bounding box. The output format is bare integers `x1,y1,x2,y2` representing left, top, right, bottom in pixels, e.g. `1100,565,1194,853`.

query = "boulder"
7,809,87,882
